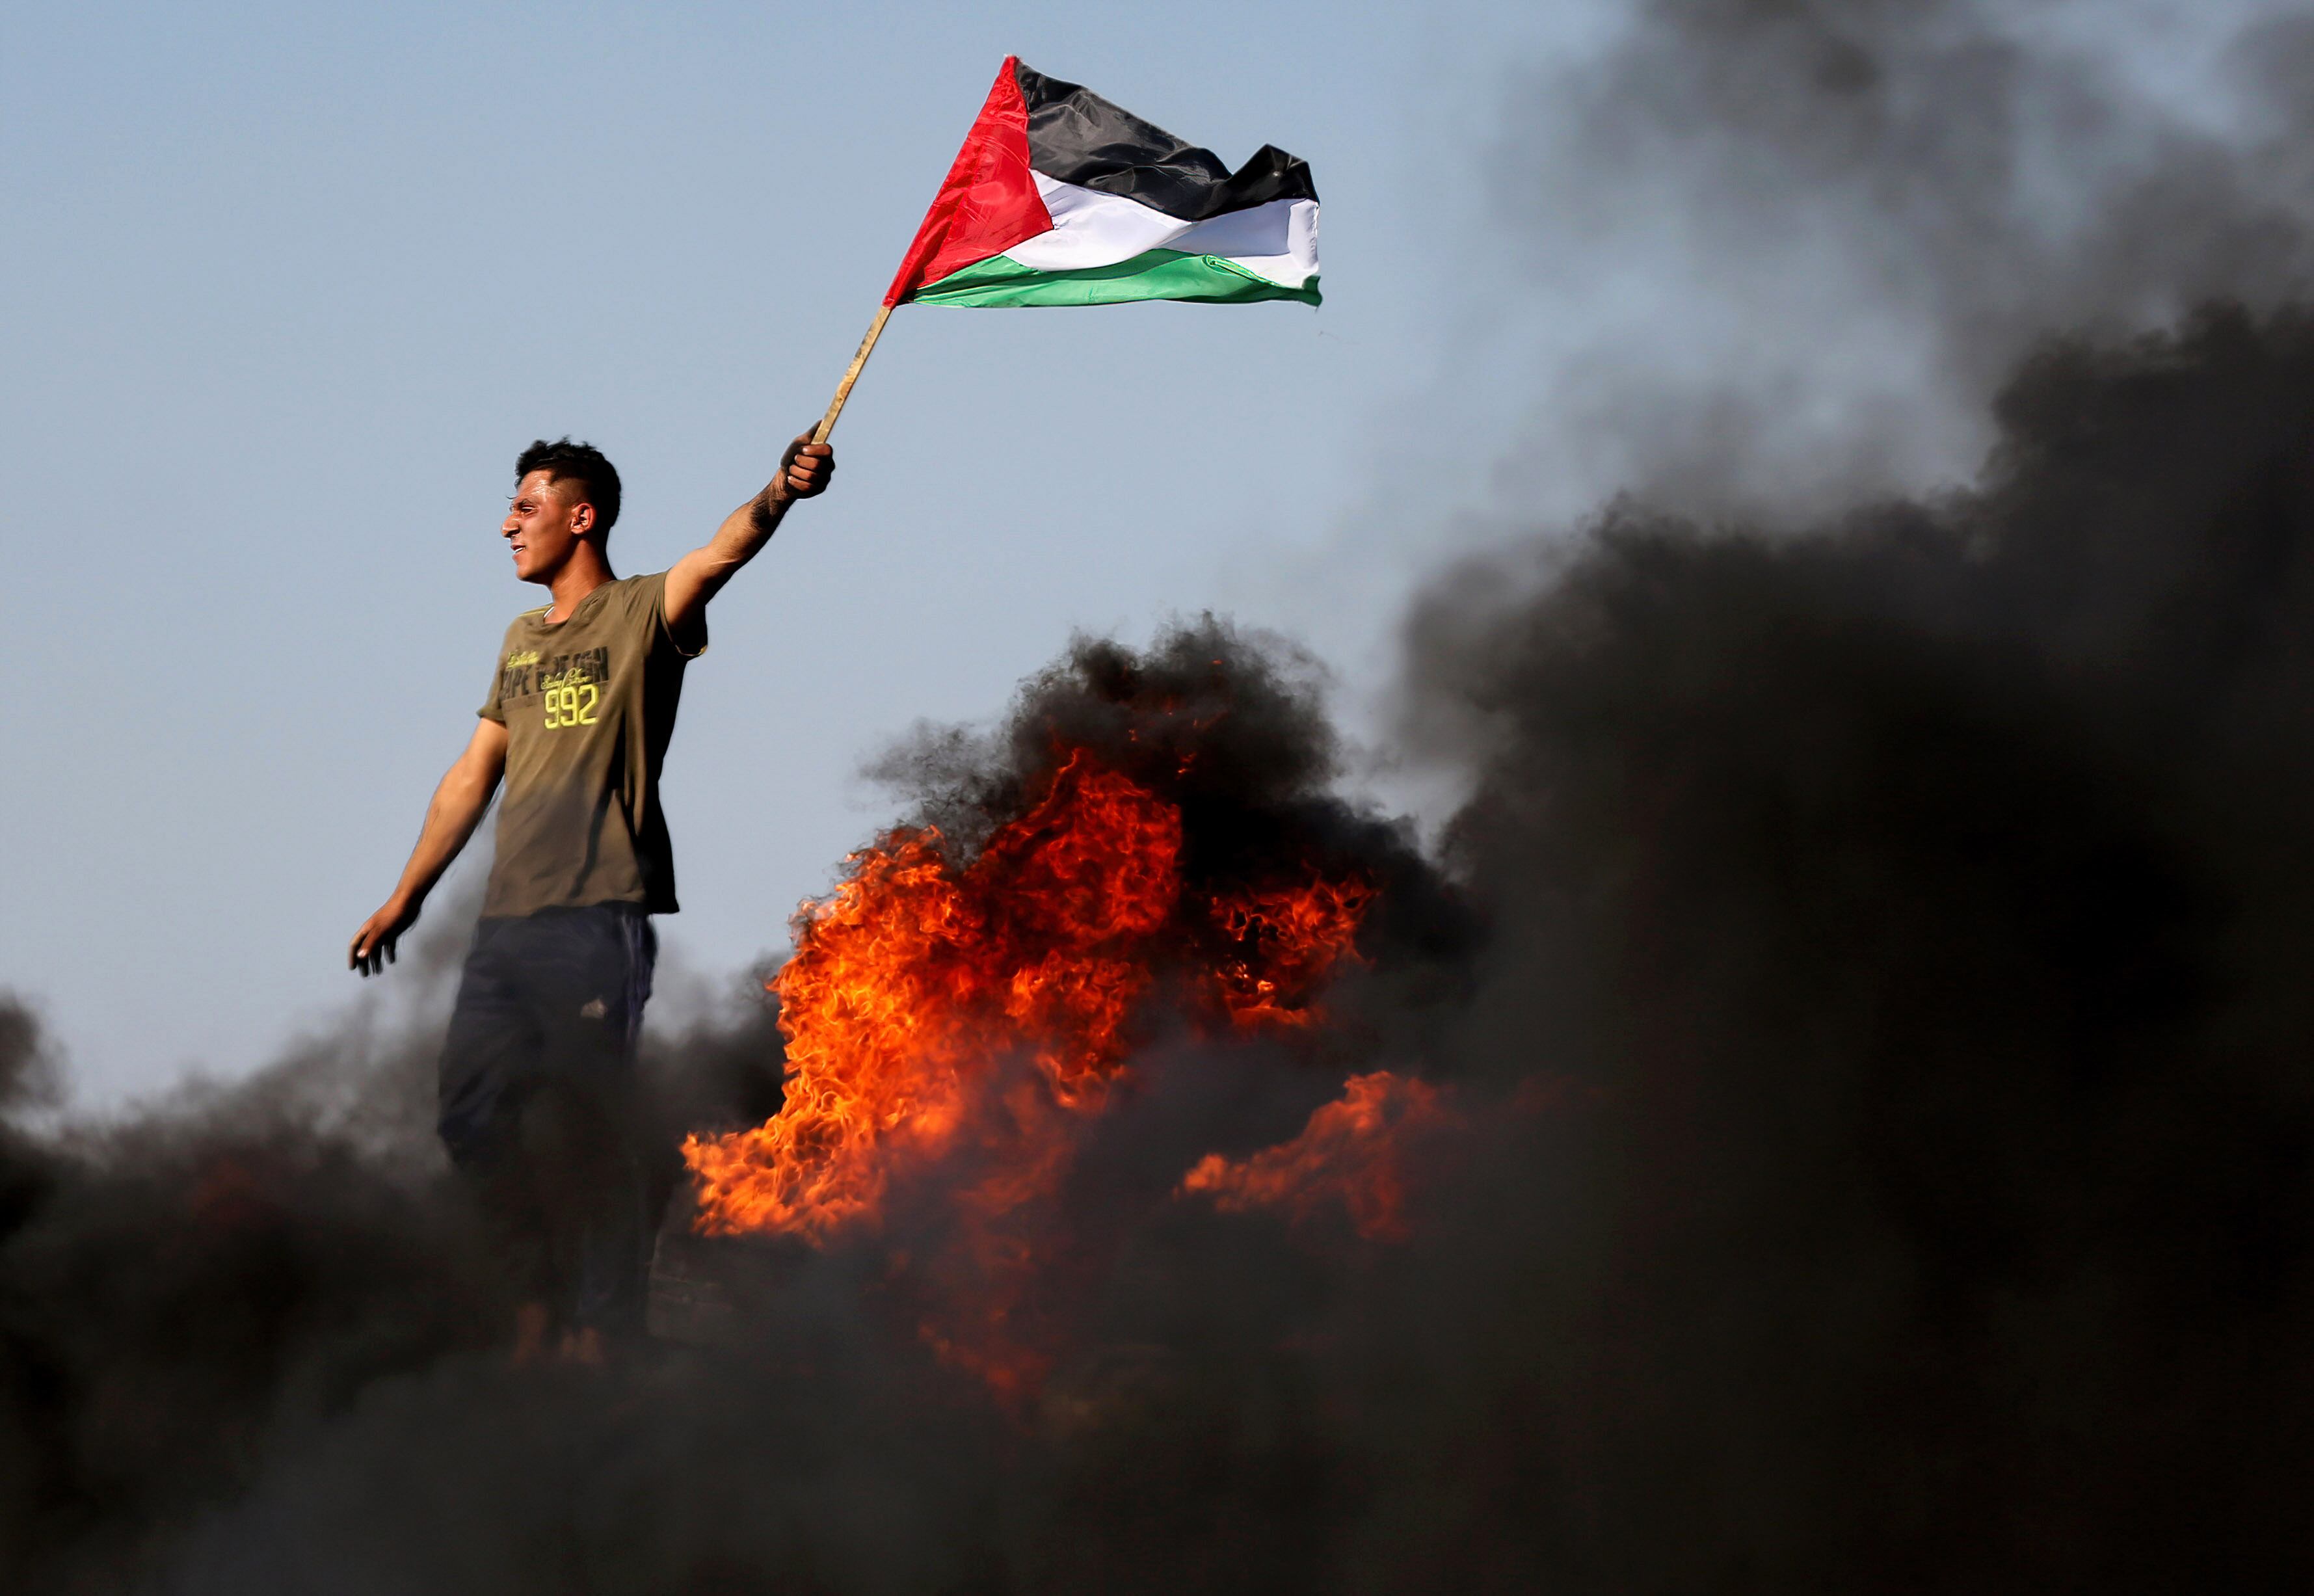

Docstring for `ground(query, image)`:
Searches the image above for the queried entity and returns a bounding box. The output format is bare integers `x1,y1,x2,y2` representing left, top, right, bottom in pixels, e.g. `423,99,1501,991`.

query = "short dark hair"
514,437,622,537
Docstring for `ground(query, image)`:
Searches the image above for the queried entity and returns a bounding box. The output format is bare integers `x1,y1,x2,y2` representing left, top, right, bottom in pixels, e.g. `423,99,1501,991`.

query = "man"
349,430,834,1348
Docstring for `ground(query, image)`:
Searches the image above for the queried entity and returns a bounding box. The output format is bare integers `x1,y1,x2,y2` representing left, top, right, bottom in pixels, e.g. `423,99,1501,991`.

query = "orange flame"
1177,1071,1457,1242
1210,877,1375,1027
680,746,1383,1390
684,752,1183,1240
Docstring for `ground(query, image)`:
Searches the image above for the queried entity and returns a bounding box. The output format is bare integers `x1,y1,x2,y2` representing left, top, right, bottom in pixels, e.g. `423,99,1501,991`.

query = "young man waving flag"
349,431,833,1352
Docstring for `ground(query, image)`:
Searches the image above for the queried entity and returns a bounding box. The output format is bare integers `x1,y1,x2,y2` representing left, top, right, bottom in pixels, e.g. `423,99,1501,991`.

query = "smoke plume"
1484,0,2314,520
1388,302,2314,1588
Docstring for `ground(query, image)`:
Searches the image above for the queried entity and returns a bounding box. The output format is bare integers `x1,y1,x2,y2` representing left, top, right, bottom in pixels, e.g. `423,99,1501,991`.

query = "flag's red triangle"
884,57,1054,306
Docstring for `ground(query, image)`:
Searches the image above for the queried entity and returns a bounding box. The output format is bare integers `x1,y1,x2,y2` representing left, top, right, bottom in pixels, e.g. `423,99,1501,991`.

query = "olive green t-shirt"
478,571,701,918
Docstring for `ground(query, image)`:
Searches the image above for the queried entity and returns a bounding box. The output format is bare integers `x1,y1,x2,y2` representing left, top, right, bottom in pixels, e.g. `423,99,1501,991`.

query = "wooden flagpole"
812,303,895,445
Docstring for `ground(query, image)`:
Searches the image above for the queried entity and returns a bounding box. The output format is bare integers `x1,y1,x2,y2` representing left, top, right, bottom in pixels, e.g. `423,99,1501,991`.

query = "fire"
1211,877,1374,1027
683,749,1373,1237
684,753,1178,1240
679,743,1386,1390
1178,1071,1457,1242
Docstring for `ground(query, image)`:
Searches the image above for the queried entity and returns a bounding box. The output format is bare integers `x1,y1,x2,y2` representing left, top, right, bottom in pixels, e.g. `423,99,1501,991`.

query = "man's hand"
347,717,506,978
349,894,418,976
667,428,840,639
767,429,834,504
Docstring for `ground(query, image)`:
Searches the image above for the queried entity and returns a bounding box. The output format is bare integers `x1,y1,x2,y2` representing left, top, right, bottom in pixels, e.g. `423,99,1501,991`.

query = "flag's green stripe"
910,248,1321,308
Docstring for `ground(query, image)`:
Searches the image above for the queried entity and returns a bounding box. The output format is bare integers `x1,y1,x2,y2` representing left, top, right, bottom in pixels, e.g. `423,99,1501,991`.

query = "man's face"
503,470,592,583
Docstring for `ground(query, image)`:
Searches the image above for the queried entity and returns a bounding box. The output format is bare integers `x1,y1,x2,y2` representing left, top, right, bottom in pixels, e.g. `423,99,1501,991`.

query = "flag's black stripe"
1015,62,1318,222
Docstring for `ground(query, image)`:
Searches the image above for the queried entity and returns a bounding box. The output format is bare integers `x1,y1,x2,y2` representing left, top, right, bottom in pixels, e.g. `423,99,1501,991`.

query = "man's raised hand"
770,429,835,503
667,430,840,637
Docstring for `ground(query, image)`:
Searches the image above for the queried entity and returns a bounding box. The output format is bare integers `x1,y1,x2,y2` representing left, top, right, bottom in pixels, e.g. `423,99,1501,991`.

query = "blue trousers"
438,904,657,1335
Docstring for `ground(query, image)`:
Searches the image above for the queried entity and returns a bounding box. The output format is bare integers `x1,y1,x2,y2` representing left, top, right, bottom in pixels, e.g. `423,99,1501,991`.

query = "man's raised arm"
663,429,835,643
349,716,509,976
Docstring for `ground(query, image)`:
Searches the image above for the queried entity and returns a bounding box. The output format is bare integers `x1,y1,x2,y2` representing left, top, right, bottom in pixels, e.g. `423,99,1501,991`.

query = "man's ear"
570,501,595,538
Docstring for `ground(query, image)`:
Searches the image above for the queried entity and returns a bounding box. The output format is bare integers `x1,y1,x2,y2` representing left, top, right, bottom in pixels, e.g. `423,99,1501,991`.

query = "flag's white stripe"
1005,174,1319,287
1188,195,1318,289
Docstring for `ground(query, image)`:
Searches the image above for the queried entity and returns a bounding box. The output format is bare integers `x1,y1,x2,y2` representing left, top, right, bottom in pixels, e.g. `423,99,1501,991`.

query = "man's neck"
542,548,615,623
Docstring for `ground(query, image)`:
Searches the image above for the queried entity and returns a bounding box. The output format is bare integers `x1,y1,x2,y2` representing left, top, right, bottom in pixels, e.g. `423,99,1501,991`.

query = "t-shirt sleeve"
643,569,708,659
479,638,507,723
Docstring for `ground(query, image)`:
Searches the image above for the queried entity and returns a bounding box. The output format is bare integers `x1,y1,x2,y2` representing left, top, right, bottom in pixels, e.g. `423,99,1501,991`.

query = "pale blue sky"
3,1,2281,1100
3,0,1580,1098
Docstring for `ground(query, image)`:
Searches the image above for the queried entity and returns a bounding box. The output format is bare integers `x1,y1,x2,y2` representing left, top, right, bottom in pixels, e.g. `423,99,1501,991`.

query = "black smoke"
0,983,509,1593
1485,0,2314,519
1375,302,2314,1588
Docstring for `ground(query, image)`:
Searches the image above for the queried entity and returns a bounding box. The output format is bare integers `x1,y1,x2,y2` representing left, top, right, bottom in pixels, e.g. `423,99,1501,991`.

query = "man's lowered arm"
349,715,509,976
663,429,835,646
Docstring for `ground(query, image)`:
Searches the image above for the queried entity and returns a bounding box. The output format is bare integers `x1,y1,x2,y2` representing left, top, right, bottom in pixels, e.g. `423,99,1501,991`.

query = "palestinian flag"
883,58,1320,310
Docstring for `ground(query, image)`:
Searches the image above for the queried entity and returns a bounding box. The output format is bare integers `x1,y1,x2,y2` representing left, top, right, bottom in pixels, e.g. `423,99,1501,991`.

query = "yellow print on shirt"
539,668,600,728
498,643,610,726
